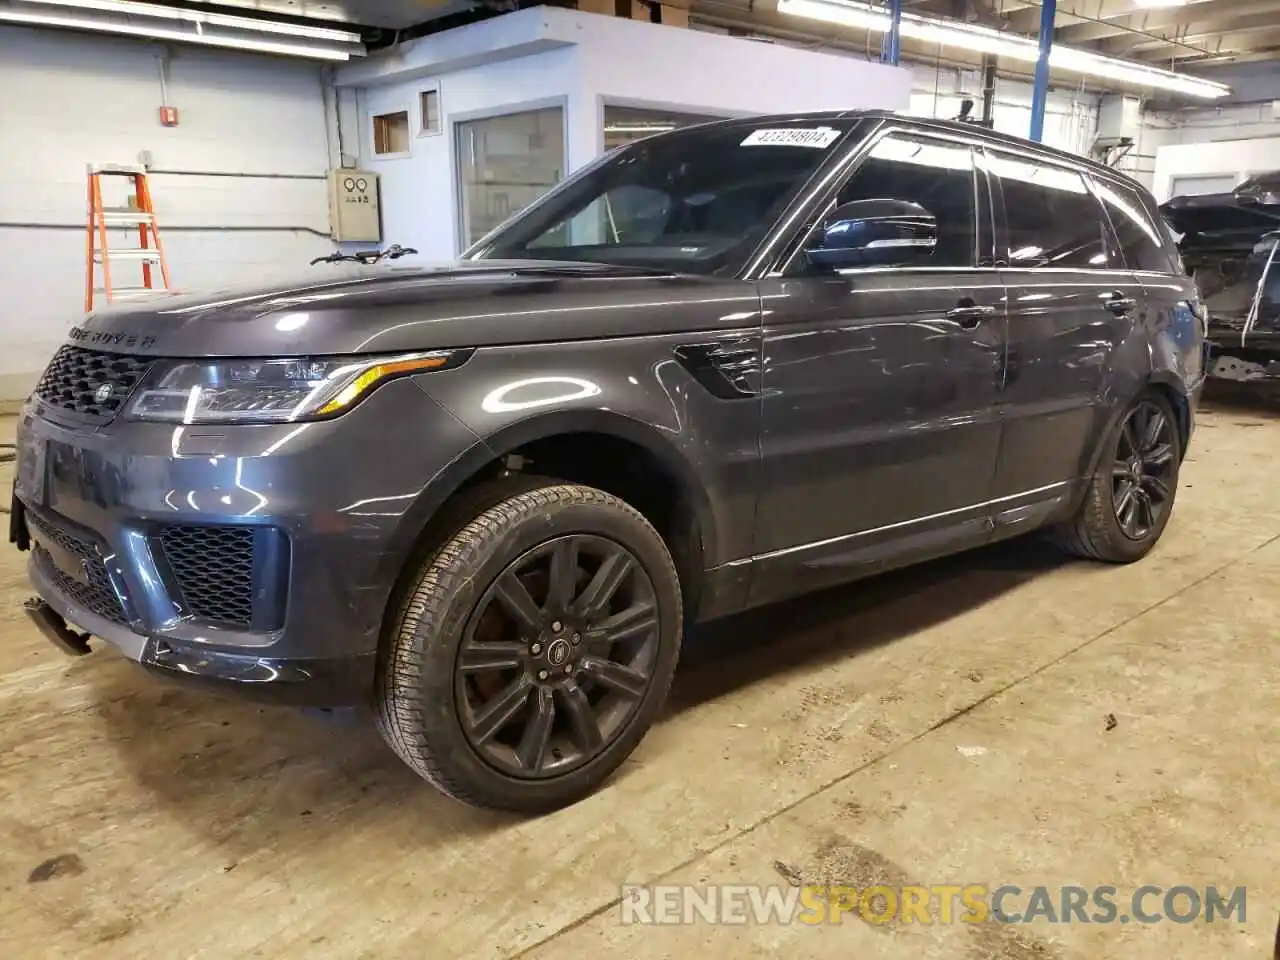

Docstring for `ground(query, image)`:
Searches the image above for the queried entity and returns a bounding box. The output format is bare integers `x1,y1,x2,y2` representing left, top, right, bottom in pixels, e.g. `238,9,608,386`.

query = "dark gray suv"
12,111,1206,812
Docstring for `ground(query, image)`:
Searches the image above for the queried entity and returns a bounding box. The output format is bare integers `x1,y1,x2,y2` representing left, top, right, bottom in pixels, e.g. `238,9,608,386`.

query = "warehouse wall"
574,14,912,124
573,15,912,223
1151,131,1280,203
1127,64,1280,198
0,26,335,400
906,65,1098,158
1145,98,1280,202
357,47,579,264
351,7,912,261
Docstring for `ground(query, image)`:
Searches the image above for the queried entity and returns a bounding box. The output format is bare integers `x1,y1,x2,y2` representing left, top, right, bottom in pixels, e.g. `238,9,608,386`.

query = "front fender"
398,335,762,574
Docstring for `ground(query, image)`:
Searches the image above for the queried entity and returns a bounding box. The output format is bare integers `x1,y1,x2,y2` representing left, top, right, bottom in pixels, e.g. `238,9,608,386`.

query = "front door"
985,147,1143,531
749,130,1006,606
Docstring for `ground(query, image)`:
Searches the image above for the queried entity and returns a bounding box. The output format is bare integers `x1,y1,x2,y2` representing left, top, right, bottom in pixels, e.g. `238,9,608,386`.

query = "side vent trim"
673,337,762,399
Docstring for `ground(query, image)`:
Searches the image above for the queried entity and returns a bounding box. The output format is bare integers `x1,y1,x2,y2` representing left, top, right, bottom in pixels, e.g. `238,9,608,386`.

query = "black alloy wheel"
1111,399,1177,541
374,480,682,813
456,534,659,779
1049,390,1182,563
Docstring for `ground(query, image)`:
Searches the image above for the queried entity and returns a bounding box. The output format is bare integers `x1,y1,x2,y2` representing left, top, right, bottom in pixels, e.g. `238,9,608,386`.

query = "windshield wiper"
311,243,419,266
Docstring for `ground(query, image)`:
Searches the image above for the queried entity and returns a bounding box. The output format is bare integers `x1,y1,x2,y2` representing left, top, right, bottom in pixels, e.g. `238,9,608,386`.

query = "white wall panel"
0,25,335,398
346,8,913,262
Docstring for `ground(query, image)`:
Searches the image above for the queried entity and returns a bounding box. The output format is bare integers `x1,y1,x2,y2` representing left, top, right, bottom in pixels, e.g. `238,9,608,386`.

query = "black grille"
34,346,153,421
160,526,256,627
26,510,127,625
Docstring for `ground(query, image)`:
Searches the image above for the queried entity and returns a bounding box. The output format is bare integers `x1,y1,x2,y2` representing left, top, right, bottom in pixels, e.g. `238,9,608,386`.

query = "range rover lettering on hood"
68,326,160,351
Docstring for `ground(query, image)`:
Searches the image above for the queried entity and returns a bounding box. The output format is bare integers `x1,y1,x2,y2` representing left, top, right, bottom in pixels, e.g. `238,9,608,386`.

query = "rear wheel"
374,481,682,813
1051,392,1182,563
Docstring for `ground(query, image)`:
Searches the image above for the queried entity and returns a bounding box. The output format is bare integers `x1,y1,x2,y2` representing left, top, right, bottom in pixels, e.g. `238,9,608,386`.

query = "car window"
1092,177,1179,274
477,119,858,274
527,184,673,249
989,152,1114,269
828,134,977,268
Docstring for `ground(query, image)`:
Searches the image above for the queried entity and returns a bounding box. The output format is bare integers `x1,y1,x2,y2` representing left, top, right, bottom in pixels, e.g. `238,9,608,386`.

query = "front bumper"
22,554,375,706
11,378,478,706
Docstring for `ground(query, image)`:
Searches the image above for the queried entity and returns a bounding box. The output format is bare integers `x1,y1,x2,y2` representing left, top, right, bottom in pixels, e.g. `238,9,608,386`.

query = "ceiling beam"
1184,45,1280,66
1102,9,1280,56
1132,24,1280,63
898,0,1017,19
1053,0,1273,45
1005,0,1217,35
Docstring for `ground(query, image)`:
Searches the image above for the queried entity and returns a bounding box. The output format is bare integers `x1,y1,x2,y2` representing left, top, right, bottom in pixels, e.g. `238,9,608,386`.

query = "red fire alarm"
159,106,180,127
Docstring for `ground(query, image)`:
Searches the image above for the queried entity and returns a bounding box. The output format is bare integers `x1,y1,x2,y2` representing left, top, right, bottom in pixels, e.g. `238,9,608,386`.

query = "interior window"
528,184,672,248
990,153,1114,269
1092,177,1179,274
820,134,977,268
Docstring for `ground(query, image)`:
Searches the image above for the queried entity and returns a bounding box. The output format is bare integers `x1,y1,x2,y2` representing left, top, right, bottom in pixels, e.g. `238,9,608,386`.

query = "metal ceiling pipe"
981,54,997,125
1029,0,1056,141
881,0,902,65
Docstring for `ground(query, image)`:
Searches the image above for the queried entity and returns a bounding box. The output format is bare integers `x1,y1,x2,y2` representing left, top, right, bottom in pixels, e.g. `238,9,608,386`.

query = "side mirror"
805,198,937,270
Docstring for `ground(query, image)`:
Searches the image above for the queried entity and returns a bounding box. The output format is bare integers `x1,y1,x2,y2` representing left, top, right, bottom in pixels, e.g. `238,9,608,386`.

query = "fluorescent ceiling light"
605,124,678,133
0,9,353,59
1131,0,1188,8
15,0,362,42
776,0,1229,99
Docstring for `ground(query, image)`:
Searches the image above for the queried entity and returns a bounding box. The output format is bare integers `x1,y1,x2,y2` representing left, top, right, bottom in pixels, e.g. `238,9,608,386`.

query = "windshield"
466,118,862,275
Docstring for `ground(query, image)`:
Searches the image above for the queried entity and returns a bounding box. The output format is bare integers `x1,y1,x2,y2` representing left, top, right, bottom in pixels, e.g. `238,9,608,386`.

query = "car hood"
71,259,740,358
1160,192,1280,255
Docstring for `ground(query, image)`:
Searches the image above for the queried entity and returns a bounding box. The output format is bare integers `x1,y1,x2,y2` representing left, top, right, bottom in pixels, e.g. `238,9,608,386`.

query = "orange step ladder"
85,163,172,311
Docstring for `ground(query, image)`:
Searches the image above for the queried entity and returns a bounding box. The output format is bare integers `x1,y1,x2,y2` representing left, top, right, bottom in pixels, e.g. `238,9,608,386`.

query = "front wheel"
1051,392,1182,563
374,481,683,813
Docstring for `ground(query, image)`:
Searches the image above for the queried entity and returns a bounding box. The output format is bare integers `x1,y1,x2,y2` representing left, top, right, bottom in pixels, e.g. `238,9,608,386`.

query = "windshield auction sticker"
741,127,842,148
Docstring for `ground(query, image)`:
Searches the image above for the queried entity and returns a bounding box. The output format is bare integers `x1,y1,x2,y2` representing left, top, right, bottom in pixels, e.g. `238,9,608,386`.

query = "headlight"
126,350,469,424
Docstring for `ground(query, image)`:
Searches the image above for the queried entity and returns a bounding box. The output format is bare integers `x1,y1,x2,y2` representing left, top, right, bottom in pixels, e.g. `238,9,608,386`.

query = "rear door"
1092,174,1206,392
986,147,1145,527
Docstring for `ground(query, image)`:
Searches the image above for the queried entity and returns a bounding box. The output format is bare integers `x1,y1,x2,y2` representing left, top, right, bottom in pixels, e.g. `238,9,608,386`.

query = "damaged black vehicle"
1161,172,1280,384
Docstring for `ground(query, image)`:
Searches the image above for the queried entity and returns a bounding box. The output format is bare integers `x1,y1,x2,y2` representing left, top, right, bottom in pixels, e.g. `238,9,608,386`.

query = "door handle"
1105,293,1137,316
946,302,997,328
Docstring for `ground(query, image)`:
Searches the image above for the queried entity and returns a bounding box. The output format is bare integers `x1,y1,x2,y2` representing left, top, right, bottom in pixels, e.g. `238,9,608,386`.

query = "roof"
660,109,1151,195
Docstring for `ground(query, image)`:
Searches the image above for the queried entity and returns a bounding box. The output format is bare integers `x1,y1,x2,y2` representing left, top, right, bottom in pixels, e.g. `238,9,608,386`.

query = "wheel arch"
1144,373,1193,456
1083,375,1192,482
376,407,718,616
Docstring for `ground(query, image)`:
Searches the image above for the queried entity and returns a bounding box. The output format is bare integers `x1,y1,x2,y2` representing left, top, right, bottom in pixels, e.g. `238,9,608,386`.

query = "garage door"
1169,174,1237,197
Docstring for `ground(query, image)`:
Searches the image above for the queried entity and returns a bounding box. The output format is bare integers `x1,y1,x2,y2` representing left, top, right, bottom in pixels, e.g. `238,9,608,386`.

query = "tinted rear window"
988,151,1113,268
1094,178,1180,274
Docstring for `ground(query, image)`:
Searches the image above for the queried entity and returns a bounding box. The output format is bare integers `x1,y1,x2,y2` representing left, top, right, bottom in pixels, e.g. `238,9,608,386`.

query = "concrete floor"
0,395,1277,960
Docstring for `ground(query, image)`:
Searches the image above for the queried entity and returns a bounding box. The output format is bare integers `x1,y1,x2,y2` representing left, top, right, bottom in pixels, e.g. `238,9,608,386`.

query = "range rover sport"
12,111,1206,813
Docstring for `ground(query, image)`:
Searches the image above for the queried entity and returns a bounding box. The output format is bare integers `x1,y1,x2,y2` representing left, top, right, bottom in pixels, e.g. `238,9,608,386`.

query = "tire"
374,480,683,813
1050,391,1182,563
